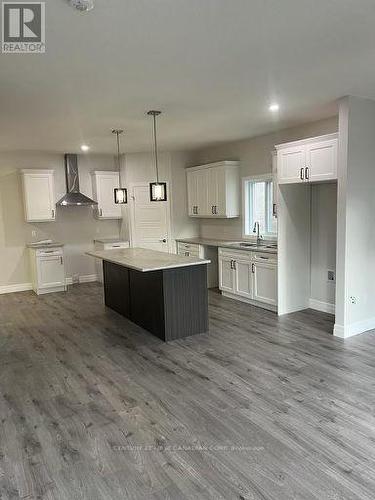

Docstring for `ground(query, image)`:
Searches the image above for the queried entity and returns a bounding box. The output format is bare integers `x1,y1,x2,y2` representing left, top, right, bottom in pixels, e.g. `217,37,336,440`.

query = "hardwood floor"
0,284,375,499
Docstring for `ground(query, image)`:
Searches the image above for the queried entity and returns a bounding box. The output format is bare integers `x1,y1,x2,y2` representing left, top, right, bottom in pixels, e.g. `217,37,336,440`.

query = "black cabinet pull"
305,166,309,180
300,168,304,181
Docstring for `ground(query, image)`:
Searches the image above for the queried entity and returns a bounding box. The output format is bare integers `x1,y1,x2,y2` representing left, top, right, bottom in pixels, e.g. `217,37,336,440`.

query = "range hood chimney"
57,154,97,206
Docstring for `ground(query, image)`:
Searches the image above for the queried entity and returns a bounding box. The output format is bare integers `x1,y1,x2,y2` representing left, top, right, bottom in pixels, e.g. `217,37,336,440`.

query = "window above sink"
242,174,277,240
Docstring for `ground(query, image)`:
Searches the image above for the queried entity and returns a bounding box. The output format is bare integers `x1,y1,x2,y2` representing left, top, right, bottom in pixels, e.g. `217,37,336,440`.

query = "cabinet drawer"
177,242,200,253
178,248,200,258
103,242,129,250
218,248,251,261
36,248,63,257
252,252,277,264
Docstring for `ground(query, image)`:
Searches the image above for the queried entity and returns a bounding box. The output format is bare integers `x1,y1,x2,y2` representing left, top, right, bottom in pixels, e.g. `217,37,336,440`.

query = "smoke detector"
70,0,94,12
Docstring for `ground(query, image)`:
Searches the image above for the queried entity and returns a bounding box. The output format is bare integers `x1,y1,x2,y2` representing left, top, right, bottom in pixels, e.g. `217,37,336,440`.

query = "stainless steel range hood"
57,154,97,206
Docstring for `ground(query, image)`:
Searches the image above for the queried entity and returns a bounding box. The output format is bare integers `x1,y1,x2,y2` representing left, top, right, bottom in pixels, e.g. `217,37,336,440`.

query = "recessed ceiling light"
70,0,94,12
80,144,90,152
269,103,280,112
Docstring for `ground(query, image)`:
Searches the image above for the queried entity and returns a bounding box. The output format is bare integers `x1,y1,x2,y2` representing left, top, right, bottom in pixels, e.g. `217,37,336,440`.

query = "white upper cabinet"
92,171,122,219
276,133,338,184
21,170,56,222
186,161,240,218
306,138,338,182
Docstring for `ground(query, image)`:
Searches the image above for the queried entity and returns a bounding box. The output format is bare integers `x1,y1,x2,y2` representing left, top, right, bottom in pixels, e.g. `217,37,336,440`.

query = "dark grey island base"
103,261,209,341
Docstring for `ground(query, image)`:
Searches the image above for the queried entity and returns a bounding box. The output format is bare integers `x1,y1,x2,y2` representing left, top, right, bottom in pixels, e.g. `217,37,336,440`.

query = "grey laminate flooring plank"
0,284,374,499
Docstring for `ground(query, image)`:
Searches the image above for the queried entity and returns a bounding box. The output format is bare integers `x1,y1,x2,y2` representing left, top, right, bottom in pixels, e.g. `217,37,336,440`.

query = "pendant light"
148,110,167,202
112,129,127,204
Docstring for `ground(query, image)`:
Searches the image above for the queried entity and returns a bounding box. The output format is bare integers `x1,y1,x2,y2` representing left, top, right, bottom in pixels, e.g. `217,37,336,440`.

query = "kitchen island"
87,248,210,342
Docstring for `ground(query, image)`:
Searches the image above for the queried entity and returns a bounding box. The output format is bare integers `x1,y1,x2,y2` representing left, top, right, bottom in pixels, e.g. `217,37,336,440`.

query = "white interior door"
130,184,171,252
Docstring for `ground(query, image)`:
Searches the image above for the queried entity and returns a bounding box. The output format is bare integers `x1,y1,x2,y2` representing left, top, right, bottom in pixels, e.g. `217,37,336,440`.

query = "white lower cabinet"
252,261,277,306
218,248,277,310
219,255,235,293
29,246,66,295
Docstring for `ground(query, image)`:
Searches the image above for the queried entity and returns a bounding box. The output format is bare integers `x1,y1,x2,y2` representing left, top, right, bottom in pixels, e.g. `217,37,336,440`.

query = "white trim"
309,298,335,315
186,161,239,172
275,133,338,151
0,283,33,295
65,274,98,285
334,317,375,339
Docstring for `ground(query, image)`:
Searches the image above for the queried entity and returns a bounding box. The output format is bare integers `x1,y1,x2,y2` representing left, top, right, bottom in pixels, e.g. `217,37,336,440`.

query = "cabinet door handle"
233,260,236,270
272,203,277,217
52,209,55,218
60,257,63,265
305,166,309,180
300,168,304,181
230,259,233,269
252,263,255,273
214,205,217,214
99,208,103,217
211,205,214,214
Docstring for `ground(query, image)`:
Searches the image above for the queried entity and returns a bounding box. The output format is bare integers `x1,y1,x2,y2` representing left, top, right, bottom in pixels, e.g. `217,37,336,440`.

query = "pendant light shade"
148,110,167,202
112,129,127,204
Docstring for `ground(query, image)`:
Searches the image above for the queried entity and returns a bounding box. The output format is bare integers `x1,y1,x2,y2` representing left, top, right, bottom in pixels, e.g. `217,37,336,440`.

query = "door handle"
300,168,304,181
99,208,103,217
52,209,55,218
60,257,63,265
252,263,255,273
214,205,217,214
232,260,236,270
211,205,214,214
305,166,309,180
230,259,233,269
160,238,167,243
272,203,277,217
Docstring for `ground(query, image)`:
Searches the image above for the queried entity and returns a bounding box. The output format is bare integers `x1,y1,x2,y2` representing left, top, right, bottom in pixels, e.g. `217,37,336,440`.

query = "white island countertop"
86,247,211,273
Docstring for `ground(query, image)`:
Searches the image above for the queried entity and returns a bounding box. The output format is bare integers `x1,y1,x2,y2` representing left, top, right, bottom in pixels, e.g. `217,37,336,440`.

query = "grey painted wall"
189,116,339,305
0,152,120,287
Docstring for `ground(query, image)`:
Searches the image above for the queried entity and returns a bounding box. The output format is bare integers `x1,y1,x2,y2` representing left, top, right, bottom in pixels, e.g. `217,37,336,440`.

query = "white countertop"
27,242,64,249
86,247,211,272
176,237,278,254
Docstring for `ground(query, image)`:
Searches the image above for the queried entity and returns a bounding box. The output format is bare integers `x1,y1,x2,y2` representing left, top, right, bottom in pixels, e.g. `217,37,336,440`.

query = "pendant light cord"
152,113,159,183
116,131,121,185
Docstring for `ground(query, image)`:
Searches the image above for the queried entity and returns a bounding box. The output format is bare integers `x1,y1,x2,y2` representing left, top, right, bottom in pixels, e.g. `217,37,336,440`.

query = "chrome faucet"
253,222,263,245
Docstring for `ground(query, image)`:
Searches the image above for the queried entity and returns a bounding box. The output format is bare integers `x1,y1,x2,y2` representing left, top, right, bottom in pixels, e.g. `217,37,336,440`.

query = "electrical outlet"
31,230,37,238
349,296,357,305
327,270,335,282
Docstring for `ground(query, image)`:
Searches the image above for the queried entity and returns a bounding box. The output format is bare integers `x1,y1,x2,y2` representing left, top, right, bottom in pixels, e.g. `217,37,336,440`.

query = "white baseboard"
334,317,375,339
0,283,33,295
309,298,335,315
65,274,98,285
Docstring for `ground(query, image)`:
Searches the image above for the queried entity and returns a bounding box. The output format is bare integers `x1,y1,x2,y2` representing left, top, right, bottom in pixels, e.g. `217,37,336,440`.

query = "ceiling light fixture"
69,0,94,12
269,103,280,112
148,110,167,202
80,144,90,152
112,129,127,205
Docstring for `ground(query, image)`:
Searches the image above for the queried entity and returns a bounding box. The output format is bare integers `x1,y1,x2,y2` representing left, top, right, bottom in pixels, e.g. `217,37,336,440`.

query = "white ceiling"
1,0,375,154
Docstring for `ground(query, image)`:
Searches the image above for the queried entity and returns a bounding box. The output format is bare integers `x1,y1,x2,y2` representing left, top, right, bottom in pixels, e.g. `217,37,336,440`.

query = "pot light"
80,144,90,152
70,0,94,12
269,103,280,112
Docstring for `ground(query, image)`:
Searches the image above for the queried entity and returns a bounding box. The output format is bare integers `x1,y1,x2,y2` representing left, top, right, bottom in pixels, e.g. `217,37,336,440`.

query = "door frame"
128,182,173,253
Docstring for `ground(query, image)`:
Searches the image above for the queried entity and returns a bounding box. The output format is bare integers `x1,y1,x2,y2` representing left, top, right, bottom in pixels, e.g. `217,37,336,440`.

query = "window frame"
242,174,277,240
